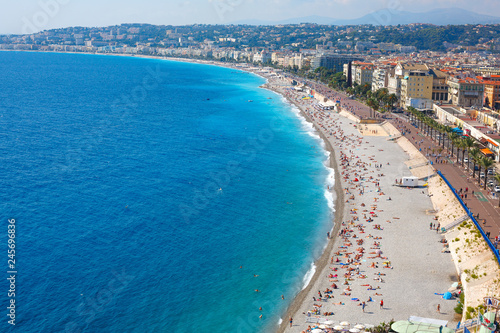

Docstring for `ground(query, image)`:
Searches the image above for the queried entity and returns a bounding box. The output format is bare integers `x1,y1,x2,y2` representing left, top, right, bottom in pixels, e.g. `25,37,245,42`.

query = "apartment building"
447,77,485,108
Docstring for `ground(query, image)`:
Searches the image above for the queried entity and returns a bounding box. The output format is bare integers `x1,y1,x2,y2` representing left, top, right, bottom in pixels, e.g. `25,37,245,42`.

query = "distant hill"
231,8,500,26
230,15,336,26
334,8,500,26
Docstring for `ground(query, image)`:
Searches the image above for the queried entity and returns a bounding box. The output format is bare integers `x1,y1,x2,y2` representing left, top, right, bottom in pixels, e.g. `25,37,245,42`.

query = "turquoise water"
0,51,333,332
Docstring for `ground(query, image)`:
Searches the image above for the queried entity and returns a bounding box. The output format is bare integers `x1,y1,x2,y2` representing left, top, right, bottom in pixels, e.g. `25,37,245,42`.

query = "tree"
367,98,378,118
375,88,388,103
494,174,500,207
462,136,476,170
448,132,460,157
469,148,481,179
453,138,463,165
481,157,495,190
384,93,398,111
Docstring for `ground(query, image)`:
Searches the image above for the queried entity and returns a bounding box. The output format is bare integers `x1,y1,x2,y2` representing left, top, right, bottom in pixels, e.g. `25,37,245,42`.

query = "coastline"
262,82,346,333
266,76,460,332
4,50,471,330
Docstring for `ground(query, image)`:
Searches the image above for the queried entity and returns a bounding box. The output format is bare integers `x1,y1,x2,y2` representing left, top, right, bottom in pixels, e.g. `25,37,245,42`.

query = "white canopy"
408,316,448,327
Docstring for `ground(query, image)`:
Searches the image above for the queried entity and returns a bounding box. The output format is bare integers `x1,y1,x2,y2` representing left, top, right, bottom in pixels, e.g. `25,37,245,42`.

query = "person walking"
437,304,440,313
362,301,366,312
380,299,384,309
289,317,293,327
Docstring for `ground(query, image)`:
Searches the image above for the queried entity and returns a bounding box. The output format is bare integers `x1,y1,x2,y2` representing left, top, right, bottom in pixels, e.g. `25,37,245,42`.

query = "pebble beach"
260,75,460,333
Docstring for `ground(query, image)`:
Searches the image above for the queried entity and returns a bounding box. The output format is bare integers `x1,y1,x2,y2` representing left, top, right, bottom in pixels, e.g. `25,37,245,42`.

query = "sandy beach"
256,75,460,333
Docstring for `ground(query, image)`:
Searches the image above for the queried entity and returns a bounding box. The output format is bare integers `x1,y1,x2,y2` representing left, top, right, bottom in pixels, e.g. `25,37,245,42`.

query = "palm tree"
469,148,481,179
441,126,452,149
384,93,398,111
448,132,460,157
481,157,495,190
494,174,500,207
456,139,466,165
366,98,378,118
462,136,476,170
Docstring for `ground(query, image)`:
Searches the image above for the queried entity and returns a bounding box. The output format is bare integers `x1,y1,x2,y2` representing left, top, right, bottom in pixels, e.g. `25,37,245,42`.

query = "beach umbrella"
324,321,334,325
319,325,328,329
312,329,324,333
334,326,345,330
341,321,350,326
443,292,453,299
349,329,360,333
354,324,365,329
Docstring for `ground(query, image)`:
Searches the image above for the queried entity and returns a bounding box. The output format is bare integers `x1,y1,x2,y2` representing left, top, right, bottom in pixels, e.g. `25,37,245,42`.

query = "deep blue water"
0,51,333,332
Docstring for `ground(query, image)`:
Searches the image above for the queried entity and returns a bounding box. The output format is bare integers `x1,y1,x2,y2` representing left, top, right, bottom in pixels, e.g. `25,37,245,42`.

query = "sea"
0,51,334,333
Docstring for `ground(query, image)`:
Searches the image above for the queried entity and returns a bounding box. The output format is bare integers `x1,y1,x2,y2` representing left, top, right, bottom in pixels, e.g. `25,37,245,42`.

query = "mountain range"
231,8,500,26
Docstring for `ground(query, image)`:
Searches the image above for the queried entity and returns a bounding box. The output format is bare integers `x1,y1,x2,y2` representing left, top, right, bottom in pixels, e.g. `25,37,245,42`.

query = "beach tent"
443,292,453,300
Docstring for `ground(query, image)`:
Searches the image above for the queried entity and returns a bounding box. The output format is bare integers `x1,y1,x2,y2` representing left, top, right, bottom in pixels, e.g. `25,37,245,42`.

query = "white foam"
278,318,283,325
324,158,336,212
278,94,338,218
301,262,316,290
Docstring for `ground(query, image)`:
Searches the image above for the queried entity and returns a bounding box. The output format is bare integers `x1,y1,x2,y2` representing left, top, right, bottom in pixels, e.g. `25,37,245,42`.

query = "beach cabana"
443,292,453,300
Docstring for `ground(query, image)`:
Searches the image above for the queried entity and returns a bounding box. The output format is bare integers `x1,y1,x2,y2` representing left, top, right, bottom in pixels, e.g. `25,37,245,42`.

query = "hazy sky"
1,0,499,34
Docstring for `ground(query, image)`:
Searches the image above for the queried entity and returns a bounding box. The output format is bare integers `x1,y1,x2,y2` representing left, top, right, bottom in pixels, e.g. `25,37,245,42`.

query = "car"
495,186,500,193
488,180,495,187
480,172,485,178
463,158,469,163
487,168,495,175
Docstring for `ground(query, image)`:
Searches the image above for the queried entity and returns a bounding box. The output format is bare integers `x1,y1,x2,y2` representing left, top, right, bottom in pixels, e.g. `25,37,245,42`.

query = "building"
372,67,391,92
480,76,500,110
253,50,271,64
355,41,375,52
429,68,449,102
400,68,433,107
312,54,362,73
387,71,402,99
377,42,396,52
354,65,374,86
343,61,374,86
447,77,485,108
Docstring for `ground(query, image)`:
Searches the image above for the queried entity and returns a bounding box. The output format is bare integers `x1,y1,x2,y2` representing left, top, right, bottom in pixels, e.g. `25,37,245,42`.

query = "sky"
1,0,499,34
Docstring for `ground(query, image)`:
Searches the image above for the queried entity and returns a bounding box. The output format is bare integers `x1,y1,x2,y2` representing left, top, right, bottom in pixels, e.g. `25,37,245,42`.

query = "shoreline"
262,83,346,333
264,85,345,333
